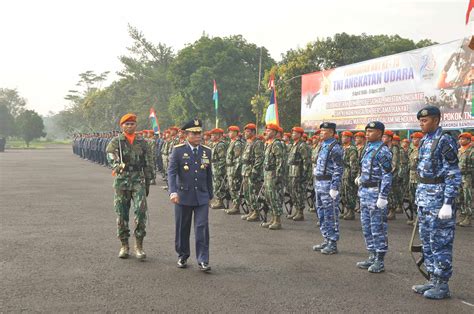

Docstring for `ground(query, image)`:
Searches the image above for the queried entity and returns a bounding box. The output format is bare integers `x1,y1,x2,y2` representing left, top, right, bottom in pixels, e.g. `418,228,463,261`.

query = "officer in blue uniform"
312,122,343,255
168,119,213,272
355,121,392,273
412,106,461,299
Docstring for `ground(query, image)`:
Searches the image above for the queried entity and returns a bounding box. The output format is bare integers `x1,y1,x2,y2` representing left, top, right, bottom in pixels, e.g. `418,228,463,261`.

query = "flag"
149,108,160,133
213,80,219,128
265,74,280,126
467,0,474,24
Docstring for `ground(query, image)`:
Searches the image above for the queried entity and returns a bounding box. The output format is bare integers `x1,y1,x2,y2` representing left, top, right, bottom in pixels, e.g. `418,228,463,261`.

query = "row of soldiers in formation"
72,124,474,229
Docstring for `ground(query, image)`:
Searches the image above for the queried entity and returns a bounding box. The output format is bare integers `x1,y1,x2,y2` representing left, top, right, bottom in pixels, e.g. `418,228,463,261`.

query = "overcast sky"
0,0,471,116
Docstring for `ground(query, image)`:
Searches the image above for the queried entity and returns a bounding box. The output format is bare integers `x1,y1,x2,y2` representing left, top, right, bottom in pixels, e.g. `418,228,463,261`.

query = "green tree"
168,35,275,128
0,88,26,117
0,104,15,136
16,110,46,147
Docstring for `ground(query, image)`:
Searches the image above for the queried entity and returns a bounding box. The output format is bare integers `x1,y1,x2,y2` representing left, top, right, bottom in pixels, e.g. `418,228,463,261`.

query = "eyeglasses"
123,122,136,126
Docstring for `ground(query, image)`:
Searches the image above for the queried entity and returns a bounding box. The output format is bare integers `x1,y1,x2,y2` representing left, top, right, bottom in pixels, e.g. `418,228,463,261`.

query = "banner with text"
301,38,474,130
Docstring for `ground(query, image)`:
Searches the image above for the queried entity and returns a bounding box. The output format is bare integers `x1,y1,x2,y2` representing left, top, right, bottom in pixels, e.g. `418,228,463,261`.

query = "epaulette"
174,143,185,148
202,144,211,150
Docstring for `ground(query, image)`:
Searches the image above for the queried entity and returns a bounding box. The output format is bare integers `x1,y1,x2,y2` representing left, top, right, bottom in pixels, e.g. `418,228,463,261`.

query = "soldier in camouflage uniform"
286,127,311,221
239,123,265,222
407,132,423,225
261,123,286,230
106,113,155,260
309,132,321,213
394,135,408,213
457,132,473,227
161,130,170,182
209,128,228,209
354,132,366,213
225,126,244,214
341,131,359,220
382,130,400,220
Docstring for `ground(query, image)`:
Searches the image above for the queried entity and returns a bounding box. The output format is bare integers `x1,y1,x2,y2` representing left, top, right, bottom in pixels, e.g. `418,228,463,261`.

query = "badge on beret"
323,123,328,127
369,123,375,128
194,120,199,126
421,109,428,116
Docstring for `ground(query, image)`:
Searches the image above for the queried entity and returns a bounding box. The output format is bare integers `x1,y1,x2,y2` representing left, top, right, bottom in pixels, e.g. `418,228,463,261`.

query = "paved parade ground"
1,146,473,312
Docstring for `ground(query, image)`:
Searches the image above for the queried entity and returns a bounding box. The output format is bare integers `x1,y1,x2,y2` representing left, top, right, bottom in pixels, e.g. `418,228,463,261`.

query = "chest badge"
184,164,190,171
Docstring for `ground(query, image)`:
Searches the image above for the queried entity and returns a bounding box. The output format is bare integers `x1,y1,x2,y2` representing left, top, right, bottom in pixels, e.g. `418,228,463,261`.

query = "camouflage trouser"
242,175,261,211
162,154,168,179
341,176,357,210
288,177,306,211
388,176,402,210
212,170,227,200
263,171,283,216
227,171,242,206
316,180,340,241
418,205,455,279
114,185,148,241
359,187,388,253
457,175,472,216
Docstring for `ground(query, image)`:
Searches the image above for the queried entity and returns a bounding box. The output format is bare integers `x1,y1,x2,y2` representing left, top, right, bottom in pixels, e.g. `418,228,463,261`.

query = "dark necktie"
193,147,198,157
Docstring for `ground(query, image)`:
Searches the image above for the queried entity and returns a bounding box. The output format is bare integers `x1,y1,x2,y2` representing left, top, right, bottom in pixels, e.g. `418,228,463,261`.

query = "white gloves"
354,176,361,186
438,204,453,220
376,198,388,209
329,189,339,200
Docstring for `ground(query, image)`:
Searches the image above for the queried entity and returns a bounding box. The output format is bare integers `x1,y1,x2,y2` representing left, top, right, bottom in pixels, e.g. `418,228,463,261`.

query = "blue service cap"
417,105,441,120
365,121,385,133
320,122,336,131
181,118,203,132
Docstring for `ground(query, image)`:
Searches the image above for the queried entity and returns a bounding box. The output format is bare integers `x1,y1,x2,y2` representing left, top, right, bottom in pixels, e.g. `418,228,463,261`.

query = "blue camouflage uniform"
358,140,392,254
314,138,343,242
415,126,461,281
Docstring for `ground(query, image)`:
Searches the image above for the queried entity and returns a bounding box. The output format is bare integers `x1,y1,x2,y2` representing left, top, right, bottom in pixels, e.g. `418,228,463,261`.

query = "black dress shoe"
177,258,187,268
198,262,211,272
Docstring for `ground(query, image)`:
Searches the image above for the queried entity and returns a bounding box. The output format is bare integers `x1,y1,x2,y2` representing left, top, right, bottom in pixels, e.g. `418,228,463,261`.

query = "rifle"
408,215,429,280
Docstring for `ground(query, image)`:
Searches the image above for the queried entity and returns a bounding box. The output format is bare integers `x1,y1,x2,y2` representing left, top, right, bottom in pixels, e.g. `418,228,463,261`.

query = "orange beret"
402,139,410,143
410,132,423,139
284,132,291,137
266,123,279,131
228,126,240,132
312,135,319,140
393,135,400,141
244,123,256,130
471,136,474,141
169,126,179,131
459,132,472,140
314,130,321,135
302,133,308,138
278,127,284,133
292,127,305,134
341,131,353,137
354,132,365,137
119,113,137,125
211,128,224,134
384,130,394,137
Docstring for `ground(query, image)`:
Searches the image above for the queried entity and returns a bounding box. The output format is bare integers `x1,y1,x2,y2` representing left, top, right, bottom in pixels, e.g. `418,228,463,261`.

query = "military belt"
361,181,379,188
125,165,143,172
418,176,444,184
315,175,332,181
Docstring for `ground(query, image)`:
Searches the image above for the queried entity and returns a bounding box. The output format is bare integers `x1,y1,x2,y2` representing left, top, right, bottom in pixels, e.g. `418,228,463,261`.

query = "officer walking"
168,119,213,272
412,106,461,299
312,122,343,255
355,121,392,273
106,113,155,260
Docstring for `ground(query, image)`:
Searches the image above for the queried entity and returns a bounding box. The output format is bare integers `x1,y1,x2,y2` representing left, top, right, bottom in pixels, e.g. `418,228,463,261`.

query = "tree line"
3,27,437,139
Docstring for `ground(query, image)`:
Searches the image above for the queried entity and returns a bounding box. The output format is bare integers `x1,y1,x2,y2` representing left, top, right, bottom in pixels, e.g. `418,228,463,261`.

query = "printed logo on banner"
420,52,436,80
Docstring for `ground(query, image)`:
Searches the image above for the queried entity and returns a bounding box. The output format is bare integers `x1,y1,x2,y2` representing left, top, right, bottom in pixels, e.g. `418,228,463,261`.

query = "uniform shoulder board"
174,143,185,148
202,144,211,150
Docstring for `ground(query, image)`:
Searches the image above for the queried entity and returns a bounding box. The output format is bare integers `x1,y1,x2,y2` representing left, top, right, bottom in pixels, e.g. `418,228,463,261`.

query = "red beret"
402,139,410,143
384,130,394,137
314,130,321,135
312,135,319,140
119,113,137,125
393,135,401,141
266,123,279,131
244,123,256,130
410,132,423,139
169,126,180,131
471,136,474,141
341,131,353,137
278,127,284,133
459,132,472,140
354,132,365,137
284,132,291,137
228,126,240,132
292,127,305,134
211,128,224,134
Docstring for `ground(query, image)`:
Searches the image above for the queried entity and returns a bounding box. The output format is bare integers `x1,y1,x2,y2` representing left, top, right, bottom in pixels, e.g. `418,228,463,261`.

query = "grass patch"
5,139,71,149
